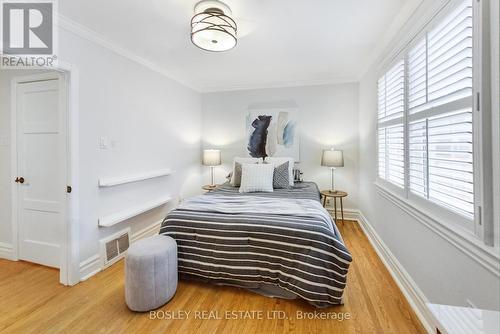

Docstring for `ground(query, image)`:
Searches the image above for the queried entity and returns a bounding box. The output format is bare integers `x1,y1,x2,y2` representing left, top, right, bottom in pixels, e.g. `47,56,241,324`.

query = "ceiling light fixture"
191,0,237,52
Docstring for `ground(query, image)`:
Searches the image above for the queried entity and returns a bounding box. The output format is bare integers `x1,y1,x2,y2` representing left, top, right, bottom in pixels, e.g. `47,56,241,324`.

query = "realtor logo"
2,1,52,54
1,0,57,68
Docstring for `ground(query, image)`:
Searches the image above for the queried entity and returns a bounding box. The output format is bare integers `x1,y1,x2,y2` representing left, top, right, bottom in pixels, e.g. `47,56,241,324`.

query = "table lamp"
202,149,221,186
321,149,344,193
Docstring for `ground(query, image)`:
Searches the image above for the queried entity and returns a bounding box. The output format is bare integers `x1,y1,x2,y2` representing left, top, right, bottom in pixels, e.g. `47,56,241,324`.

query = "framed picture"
246,108,300,161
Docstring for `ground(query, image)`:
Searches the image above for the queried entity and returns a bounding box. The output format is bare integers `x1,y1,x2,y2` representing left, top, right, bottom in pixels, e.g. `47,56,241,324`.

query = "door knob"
18,177,25,184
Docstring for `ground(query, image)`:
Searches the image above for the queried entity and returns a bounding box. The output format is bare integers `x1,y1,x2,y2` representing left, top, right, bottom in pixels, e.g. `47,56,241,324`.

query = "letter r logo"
2,2,53,55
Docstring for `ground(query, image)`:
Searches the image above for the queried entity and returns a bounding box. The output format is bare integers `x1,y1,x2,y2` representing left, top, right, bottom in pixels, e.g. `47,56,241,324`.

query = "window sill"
374,181,500,277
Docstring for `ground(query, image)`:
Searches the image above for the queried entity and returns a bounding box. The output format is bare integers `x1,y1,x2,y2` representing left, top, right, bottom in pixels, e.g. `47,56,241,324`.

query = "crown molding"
56,15,201,92
200,76,359,93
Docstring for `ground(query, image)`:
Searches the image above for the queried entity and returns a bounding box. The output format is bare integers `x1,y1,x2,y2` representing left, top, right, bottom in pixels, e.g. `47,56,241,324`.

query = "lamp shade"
203,149,221,166
321,149,344,167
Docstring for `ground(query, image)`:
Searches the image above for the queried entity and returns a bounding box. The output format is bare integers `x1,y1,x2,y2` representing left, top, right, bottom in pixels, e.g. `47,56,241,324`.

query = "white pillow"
230,157,261,186
264,157,295,186
239,163,274,193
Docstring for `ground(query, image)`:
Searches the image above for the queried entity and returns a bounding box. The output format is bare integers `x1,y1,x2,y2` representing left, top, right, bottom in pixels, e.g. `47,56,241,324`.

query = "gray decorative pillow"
233,162,243,187
273,161,290,189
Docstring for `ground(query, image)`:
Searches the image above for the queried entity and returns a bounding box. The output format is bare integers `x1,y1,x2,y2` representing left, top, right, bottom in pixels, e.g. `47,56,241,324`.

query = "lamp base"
209,166,215,187
330,167,337,195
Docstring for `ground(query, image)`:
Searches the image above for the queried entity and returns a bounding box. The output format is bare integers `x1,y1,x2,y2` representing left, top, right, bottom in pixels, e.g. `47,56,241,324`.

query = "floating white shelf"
98,196,171,227
98,168,173,187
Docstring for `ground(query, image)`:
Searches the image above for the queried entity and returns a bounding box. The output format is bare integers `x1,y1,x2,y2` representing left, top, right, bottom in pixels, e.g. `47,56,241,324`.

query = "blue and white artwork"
246,108,300,161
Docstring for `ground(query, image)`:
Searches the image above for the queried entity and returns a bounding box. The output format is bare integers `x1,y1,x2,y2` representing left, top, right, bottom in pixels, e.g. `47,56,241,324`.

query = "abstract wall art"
246,108,299,161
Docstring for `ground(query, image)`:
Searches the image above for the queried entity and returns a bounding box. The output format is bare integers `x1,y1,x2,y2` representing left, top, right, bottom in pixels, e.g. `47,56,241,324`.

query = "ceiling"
59,0,418,92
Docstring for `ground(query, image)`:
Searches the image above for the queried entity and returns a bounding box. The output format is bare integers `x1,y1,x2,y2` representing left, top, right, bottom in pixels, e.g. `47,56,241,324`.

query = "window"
377,0,475,222
408,0,474,219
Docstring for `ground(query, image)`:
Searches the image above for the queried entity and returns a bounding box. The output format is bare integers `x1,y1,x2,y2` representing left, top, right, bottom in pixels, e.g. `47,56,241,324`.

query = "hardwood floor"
0,221,426,334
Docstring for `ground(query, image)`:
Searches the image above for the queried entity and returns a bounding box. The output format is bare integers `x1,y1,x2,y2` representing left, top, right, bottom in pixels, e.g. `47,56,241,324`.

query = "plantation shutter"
385,124,405,187
379,60,405,121
407,0,474,219
408,0,473,114
378,60,405,188
427,1,473,104
427,109,474,217
378,128,386,179
409,120,428,197
408,39,427,110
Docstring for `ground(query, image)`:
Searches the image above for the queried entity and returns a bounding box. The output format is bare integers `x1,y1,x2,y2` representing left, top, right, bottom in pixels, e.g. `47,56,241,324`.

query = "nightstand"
320,190,348,222
202,184,218,192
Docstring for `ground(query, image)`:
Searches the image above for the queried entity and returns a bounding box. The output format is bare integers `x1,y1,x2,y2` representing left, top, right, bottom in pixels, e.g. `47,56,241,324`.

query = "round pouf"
125,235,178,312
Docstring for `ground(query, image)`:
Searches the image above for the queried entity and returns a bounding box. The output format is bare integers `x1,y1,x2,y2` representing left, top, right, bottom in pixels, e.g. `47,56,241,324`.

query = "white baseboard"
79,254,101,281
325,207,360,221
356,210,436,334
78,220,163,281
0,242,14,261
130,220,162,243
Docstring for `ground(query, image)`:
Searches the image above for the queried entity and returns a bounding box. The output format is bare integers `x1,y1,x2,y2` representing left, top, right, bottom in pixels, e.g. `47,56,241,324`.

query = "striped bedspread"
159,182,352,307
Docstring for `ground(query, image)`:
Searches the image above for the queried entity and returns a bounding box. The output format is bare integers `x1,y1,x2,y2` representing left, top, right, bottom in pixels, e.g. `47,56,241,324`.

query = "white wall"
60,29,202,264
357,0,500,310
0,27,202,270
201,83,359,210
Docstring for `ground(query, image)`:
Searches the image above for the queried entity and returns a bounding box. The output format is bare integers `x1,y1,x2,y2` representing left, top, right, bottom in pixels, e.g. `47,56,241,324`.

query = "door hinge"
67,185,72,193
476,92,480,111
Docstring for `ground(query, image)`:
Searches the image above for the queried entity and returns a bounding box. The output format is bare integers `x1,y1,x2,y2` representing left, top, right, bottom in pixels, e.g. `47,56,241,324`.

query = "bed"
159,182,352,308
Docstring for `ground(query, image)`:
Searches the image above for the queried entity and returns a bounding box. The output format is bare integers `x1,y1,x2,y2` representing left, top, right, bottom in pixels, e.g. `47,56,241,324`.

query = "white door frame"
10,62,79,285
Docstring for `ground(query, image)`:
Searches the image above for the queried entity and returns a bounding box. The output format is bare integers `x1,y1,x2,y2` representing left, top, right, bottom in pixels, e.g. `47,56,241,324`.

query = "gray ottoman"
125,235,178,312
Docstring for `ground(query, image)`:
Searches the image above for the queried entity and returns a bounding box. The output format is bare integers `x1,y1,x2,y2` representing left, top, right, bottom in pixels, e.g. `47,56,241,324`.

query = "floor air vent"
105,240,119,262
100,228,130,268
117,233,129,253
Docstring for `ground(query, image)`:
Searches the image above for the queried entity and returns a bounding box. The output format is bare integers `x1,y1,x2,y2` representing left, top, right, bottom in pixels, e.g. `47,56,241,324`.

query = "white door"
16,78,66,268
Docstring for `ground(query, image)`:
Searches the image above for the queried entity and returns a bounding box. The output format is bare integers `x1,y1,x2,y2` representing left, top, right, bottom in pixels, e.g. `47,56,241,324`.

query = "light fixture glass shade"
321,149,344,167
191,1,237,52
203,149,221,166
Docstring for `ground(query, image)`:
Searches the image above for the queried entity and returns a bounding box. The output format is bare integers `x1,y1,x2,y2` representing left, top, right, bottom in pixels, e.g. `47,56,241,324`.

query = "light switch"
99,136,109,150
